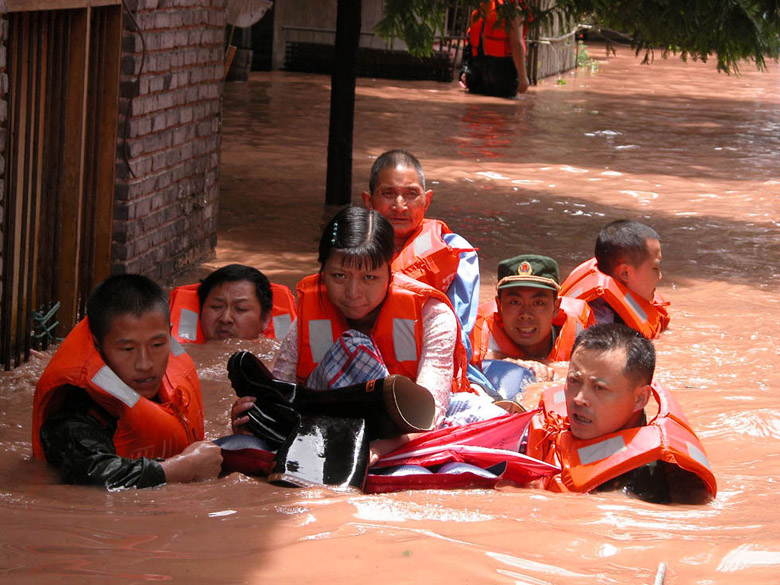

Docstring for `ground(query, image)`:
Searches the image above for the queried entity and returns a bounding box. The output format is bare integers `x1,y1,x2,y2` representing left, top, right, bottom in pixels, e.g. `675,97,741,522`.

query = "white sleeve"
416,298,458,426
271,320,299,383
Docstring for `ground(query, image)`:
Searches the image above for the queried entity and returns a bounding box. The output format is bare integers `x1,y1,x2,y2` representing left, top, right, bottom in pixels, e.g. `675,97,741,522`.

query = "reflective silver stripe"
624,291,648,323
569,286,584,298
170,337,186,357
487,332,501,352
577,435,627,465
309,319,333,364
273,314,292,340
413,231,433,255
177,308,199,341
553,390,566,404
393,318,417,362
575,321,584,335
687,441,711,470
91,366,140,408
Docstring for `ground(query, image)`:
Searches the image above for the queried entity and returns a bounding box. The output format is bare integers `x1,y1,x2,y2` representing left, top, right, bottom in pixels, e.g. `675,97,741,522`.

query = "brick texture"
114,0,226,282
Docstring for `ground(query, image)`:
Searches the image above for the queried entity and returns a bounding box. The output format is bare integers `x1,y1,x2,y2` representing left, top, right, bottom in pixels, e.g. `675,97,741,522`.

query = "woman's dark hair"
318,207,395,271
197,264,273,317
87,274,169,344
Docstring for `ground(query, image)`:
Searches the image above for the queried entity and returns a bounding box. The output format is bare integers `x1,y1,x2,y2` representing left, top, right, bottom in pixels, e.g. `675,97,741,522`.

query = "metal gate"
1,1,122,369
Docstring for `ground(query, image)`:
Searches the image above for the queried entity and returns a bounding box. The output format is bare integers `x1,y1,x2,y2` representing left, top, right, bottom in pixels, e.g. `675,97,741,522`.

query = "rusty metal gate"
1,1,122,369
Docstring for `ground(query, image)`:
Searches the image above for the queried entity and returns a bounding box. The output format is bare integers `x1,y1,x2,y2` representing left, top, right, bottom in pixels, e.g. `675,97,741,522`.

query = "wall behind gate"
115,0,226,281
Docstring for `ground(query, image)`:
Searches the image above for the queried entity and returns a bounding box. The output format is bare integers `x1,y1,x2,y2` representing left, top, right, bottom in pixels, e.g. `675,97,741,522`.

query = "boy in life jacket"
471,254,594,388
525,323,716,503
361,150,494,395
460,0,531,97
31,275,223,490
169,264,296,344
560,220,670,339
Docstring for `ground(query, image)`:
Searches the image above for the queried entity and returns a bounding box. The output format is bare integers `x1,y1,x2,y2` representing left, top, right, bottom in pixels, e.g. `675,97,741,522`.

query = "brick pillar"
114,0,226,282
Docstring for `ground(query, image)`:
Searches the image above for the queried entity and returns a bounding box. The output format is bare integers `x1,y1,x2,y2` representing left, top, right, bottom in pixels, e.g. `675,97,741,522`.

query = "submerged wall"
114,0,226,281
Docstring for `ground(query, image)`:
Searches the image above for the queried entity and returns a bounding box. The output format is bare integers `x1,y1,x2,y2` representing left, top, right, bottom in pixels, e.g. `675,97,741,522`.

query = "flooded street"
2,44,780,583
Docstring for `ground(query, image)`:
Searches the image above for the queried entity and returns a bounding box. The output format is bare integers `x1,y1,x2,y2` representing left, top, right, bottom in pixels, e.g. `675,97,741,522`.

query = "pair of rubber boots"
226,351,436,490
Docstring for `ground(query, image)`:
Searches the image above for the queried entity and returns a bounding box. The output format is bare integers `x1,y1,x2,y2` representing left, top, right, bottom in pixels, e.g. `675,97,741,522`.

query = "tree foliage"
376,0,780,73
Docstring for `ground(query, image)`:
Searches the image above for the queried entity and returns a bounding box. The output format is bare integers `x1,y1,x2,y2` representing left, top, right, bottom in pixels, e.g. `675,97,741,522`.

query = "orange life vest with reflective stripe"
468,0,528,58
391,219,473,294
295,272,472,394
169,282,296,344
471,296,594,366
525,383,717,497
559,258,670,339
31,319,204,461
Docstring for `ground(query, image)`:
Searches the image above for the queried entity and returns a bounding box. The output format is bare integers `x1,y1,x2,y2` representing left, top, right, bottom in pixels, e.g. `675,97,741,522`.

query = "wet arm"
40,412,165,490
271,321,299,382
510,16,530,94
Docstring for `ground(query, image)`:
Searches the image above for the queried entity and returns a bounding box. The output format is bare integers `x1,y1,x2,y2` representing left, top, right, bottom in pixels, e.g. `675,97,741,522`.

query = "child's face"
322,252,391,324
564,346,649,440
623,238,662,301
98,310,171,400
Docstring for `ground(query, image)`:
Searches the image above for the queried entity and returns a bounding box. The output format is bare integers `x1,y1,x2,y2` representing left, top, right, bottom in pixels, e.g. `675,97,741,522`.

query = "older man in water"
361,150,492,394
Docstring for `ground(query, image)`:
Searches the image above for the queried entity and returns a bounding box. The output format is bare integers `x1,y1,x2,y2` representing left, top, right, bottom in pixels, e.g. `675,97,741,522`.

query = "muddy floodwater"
2,45,780,583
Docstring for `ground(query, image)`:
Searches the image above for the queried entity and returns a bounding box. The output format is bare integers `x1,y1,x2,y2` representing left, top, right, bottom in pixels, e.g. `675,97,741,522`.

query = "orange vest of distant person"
525,383,717,497
470,296,594,365
295,272,472,394
32,319,204,461
560,258,670,339
468,0,529,58
169,282,296,344
391,219,473,294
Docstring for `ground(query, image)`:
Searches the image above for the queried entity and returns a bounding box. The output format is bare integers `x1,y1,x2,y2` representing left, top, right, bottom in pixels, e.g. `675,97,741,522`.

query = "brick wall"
115,0,226,282
0,1,7,300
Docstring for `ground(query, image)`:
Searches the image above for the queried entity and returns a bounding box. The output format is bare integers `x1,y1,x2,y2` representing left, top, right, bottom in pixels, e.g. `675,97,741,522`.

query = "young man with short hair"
560,220,669,339
32,274,222,490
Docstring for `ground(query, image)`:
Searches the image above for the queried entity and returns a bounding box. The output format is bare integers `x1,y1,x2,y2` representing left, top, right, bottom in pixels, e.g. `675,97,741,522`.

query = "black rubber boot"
269,415,370,490
227,350,436,439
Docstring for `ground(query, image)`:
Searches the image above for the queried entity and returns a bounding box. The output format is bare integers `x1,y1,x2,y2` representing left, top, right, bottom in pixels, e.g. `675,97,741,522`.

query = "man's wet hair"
572,323,655,386
197,264,273,317
368,149,426,194
595,220,660,276
318,206,395,273
87,274,169,344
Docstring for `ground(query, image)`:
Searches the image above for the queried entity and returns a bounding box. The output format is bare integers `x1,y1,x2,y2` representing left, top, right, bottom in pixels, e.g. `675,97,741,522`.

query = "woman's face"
322,252,391,323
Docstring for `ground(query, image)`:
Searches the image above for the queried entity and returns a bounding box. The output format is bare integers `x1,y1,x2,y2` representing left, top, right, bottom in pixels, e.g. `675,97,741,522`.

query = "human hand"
161,440,223,483
517,75,530,95
509,359,555,382
230,396,257,434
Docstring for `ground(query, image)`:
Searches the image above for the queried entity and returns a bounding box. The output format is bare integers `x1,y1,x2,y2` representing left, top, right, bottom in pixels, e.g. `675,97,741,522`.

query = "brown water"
3,45,780,583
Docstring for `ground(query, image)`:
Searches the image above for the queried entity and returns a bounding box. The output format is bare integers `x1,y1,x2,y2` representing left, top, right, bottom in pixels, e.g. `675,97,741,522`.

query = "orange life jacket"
468,0,528,58
391,219,474,294
31,319,204,461
295,272,472,394
559,258,670,339
169,281,296,344
525,383,717,497
471,296,594,366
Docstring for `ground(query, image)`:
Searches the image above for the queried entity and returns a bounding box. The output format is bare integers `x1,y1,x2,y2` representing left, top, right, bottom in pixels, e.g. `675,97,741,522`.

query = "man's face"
496,287,559,359
564,346,649,441
97,310,171,400
362,165,432,246
622,238,662,302
200,280,269,340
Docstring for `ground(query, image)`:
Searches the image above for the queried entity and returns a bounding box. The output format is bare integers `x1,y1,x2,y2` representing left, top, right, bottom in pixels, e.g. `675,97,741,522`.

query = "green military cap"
496,254,561,293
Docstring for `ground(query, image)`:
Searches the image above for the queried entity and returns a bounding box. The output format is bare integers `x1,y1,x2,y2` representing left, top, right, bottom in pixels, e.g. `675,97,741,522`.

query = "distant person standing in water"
460,0,531,97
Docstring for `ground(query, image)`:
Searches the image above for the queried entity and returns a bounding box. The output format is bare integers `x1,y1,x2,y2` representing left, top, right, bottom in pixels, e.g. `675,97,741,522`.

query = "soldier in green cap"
470,254,595,383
